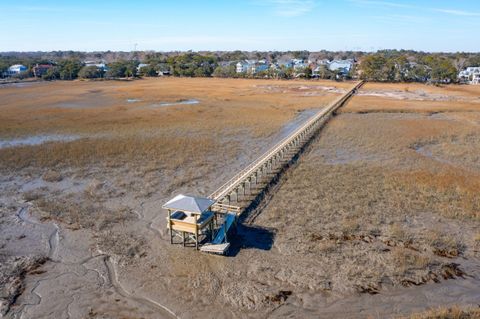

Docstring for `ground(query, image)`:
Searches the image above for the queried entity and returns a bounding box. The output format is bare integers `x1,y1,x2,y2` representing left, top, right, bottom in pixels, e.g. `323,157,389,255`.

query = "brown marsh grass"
345,82,480,114
255,94,480,294
0,78,346,171
405,306,480,319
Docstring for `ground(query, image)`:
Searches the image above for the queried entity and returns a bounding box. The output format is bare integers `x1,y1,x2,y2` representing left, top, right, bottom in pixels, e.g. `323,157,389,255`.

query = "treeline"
0,59,142,80
2,50,480,82
0,50,361,65
358,50,480,83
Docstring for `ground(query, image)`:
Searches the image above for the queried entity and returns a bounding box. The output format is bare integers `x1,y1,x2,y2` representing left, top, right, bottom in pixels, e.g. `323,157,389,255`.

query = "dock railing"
209,81,364,208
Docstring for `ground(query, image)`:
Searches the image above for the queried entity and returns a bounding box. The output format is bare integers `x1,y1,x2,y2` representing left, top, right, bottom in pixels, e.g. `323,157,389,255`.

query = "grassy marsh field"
0,78,479,319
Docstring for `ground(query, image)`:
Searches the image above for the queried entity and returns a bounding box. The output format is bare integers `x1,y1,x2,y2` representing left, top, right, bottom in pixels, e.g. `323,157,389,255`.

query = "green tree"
58,59,83,80
315,65,334,80
105,62,126,78
212,65,236,78
138,65,157,77
467,56,480,67
124,62,138,78
360,55,387,81
42,66,61,80
105,61,138,78
423,56,457,83
78,66,103,79
360,54,396,81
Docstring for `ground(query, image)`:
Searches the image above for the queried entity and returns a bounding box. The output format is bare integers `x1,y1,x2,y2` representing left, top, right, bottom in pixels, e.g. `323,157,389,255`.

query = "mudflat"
0,78,479,318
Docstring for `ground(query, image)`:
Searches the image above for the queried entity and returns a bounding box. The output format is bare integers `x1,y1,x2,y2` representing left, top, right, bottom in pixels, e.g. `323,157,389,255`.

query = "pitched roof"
163,194,215,214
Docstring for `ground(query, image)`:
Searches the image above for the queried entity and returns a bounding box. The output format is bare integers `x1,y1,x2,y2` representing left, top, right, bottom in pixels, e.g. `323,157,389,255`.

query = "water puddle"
152,99,200,107
0,134,80,149
0,82,36,88
357,89,470,102
255,84,346,95
415,144,480,172
127,99,142,103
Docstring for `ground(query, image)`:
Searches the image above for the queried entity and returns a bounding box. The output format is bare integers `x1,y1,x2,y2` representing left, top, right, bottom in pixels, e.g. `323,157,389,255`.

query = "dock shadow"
227,223,276,257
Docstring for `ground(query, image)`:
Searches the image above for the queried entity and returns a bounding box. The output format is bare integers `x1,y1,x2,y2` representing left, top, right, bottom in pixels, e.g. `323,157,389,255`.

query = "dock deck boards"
200,242,231,254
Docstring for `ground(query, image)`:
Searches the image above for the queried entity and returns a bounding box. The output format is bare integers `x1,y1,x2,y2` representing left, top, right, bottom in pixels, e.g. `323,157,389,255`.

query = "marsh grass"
346,82,480,114
97,230,148,265
426,231,464,258
35,198,133,231
256,110,479,294
0,78,346,175
405,306,480,319
41,170,63,182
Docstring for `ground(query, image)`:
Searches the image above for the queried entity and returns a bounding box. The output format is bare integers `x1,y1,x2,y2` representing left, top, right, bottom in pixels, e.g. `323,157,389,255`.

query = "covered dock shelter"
163,194,215,249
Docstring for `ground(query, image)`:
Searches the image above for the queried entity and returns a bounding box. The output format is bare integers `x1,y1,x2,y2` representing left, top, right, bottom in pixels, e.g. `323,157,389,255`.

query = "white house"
459,67,480,85
474,73,480,85
236,61,249,73
328,60,354,75
312,65,326,77
317,59,330,66
85,61,108,72
293,60,307,71
8,64,27,76
136,63,149,73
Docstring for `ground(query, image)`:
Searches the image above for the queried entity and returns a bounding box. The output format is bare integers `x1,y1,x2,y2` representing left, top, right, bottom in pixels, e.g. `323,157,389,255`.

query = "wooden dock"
209,81,364,215
164,81,363,255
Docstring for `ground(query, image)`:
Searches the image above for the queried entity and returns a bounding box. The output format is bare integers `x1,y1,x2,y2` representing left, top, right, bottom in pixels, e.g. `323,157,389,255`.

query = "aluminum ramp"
200,212,236,254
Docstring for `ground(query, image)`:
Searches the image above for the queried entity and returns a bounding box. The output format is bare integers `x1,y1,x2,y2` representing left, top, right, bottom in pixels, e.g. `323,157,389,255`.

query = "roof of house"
163,194,215,214
9,64,26,69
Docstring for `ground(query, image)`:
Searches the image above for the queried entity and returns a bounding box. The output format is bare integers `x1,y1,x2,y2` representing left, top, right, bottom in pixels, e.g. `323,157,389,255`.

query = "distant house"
32,64,53,77
312,65,327,77
317,59,330,66
84,61,108,72
293,60,307,71
459,67,480,85
236,60,256,73
218,61,234,67
156,63,172,76
277,60,293,69
236,61,247,73
236,60,268,74
8,64,27,76
137,63,149,72
328,60,354,75
474,73,480,85
249,62,268,74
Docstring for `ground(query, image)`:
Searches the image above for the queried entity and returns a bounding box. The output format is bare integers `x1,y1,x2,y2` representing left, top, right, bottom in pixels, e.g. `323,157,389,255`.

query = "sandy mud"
1,79,479,318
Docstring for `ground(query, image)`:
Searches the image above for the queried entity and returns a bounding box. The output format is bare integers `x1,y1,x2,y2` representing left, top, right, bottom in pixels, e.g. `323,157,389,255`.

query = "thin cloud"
10,5,67,12
370,14,429,24
434,8,480,17
255,0,316,17
348,0,413,9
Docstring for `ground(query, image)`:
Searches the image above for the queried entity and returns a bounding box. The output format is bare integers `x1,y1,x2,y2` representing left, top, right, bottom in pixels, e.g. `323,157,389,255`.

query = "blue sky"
1,0,479,52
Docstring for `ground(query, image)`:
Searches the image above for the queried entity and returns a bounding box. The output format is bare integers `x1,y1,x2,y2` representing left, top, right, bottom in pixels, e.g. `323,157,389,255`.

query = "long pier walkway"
209,81,364,215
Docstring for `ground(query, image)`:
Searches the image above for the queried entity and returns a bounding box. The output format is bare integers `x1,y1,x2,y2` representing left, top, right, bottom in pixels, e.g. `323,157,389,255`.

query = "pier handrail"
209,81,364,201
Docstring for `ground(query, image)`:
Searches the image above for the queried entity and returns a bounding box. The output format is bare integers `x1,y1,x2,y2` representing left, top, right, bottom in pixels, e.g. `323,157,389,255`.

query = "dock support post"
168,210,173,244
194,215,199,250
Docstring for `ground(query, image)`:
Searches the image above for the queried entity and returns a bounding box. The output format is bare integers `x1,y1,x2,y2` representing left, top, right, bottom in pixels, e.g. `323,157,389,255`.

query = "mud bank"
2,79,479,319
0,135,81,149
